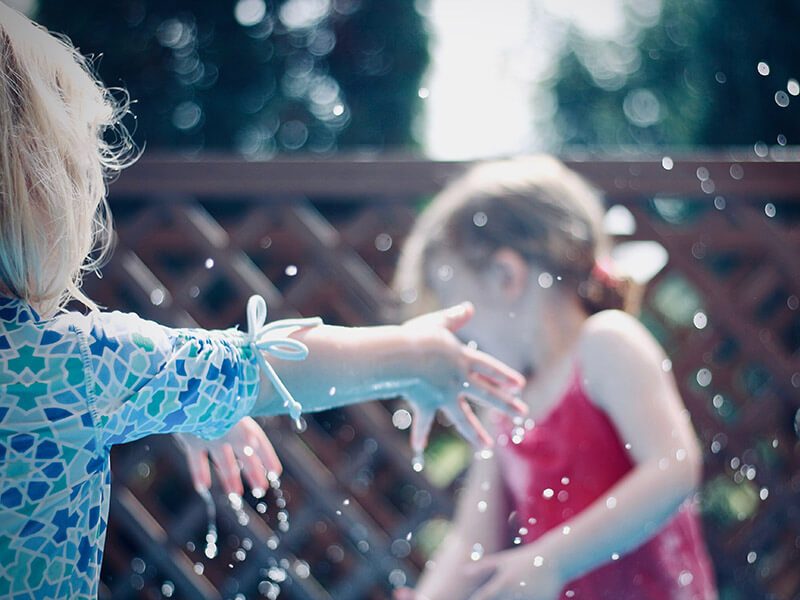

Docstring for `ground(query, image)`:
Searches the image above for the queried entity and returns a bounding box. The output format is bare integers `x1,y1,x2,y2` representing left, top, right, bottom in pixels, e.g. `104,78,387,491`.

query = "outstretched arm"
252,303,527,453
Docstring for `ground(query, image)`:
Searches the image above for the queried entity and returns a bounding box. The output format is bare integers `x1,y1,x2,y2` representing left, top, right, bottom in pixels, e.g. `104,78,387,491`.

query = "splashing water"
412,453,425,472
198,488,218,560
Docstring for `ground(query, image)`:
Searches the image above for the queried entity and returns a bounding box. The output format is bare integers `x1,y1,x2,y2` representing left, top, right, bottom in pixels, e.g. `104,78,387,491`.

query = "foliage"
550,0,800,148
36,0,429,154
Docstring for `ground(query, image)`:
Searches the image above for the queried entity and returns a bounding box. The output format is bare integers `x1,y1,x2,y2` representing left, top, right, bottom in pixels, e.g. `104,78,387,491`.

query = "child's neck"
528,296,587,379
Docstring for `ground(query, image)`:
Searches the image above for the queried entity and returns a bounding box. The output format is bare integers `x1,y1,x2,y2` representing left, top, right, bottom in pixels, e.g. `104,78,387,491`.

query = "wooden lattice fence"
81,153,800,600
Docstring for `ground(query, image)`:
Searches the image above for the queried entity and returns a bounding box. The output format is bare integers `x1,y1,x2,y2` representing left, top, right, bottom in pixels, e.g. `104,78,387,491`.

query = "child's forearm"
250,323,422,416
533,456,700,582
415,532,483,600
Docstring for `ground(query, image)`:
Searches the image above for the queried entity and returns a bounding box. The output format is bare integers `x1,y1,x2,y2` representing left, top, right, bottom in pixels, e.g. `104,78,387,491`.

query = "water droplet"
715,72,727,84
676,448,687,461
562,526,571,535
332,104,344,116
285,265,298,277
243,445,254,457
754,142,769,157
747,551,757,564
542,488,554,499
328,386,336,396
760,487,769,501
389,568,407,587
412,454,425,472
198,488,218,559
418,87,430,99
538,272,553,289
606,497,617,509
375,233,393,252
477,500,488,513
777,134,788,146
757,61,770,76
696,368,712,387
131,557,146,574
765,203,777,218
251,487,265,499
696,167,710,181
611,553,620,561
661,156,674,170
161,581,175,597
561,476,570,485
294,416,307,432
533,555,544,567
775,91,790,108
693,312,707,329
714,196,726,210
473,211,488,227
679,571,694,587
437,264,454,282
342,498,350,506
470,543,484,561
661,359,672,372
150,289,165,306
204,257,215,269
392,409,412,430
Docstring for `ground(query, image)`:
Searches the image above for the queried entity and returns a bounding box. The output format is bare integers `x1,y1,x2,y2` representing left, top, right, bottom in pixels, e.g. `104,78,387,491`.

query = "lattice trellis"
80,155,800,600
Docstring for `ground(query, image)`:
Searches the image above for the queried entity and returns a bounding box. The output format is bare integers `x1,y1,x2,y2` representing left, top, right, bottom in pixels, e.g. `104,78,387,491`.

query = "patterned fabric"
0,296,262,599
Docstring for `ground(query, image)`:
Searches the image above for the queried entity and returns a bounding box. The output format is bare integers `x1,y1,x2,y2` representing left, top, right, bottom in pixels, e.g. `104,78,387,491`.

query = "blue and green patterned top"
0,296,262,599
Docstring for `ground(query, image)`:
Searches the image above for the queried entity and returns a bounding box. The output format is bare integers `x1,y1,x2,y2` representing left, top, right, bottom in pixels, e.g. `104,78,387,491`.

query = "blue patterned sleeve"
82,310,262,446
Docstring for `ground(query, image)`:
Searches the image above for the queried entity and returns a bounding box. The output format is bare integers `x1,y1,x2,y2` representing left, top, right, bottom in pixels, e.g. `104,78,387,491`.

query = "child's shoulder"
577,310,666,380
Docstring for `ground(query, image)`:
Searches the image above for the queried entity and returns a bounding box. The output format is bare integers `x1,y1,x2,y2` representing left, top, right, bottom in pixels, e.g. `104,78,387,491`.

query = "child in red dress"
393,157,717,599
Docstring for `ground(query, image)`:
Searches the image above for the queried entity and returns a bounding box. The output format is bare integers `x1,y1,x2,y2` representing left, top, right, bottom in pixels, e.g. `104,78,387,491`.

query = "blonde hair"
0,3,136,319
394,156,639,317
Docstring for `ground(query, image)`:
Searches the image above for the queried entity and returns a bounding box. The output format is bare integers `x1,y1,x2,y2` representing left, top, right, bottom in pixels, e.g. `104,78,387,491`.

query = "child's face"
425,247,543,373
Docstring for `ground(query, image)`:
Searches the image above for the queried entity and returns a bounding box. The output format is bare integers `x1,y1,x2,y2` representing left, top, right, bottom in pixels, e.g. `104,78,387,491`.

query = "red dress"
494,366,717,599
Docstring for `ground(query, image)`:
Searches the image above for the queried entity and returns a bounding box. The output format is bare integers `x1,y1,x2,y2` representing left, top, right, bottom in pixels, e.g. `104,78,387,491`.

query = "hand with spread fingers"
176,417,282,496
465,545,565,600
399,302,528,454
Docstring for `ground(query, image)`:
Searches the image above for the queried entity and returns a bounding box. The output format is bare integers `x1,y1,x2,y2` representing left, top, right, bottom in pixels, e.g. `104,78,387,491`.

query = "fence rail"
89,154,800,600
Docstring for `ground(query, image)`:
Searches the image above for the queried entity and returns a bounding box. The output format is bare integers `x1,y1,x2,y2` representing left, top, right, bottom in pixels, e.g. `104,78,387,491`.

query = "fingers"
185,449,212,493
210,443,244,497
393,588,416,600
464,347,526,391
252,430,283,479
443,396,493,450
441,301,474,333
410,408,435,455
465,373,528,417
238,441,269,494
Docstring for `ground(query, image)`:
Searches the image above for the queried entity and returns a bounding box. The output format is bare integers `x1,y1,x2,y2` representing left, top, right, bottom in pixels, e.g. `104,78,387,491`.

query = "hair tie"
590,256,622,289
245,295,323,423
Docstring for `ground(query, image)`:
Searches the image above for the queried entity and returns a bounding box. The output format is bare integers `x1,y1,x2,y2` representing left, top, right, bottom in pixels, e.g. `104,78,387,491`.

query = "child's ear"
490,248,529,301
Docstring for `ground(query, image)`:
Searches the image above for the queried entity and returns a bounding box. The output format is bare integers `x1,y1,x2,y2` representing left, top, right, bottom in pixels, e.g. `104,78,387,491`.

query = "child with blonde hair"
0,5,526,597
393,157,717,599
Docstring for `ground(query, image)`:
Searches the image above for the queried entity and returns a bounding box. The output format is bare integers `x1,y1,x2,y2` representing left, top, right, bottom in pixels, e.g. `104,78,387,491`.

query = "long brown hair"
394,156,640,316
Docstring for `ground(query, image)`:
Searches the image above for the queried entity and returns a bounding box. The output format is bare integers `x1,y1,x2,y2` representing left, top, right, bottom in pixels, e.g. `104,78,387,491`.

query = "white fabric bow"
246,294,323,421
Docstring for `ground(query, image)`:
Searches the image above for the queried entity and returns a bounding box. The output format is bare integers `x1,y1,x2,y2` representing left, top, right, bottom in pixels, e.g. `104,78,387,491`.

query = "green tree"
551,0,800,148
35,0,429,154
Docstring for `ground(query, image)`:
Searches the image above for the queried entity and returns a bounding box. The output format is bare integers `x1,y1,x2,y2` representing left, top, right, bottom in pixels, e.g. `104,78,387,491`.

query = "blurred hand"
176,417,282,496
400,302,527,454
466,545,564,600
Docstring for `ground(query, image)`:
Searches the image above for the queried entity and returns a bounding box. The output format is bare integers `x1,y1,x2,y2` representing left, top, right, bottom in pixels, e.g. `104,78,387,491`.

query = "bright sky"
419,0,631,159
